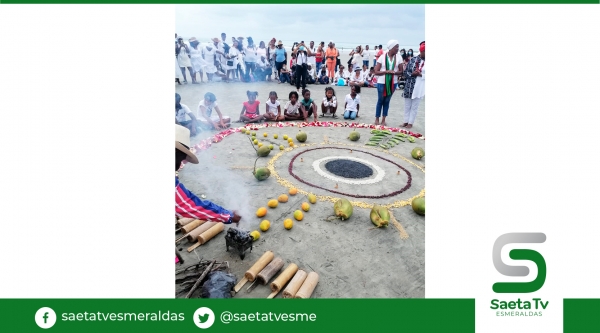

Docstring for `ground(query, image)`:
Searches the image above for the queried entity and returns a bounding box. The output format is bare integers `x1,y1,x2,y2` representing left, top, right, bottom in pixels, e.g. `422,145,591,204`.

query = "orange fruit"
283,219,293,230
301,202,310,212
278,194,289,203
256,207,267,217
289,188,298,195
293,210,304,221
267,199,278,208
259,220,270,231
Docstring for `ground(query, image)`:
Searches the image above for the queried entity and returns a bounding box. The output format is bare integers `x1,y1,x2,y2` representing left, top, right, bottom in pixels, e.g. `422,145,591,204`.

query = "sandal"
332,115,338,119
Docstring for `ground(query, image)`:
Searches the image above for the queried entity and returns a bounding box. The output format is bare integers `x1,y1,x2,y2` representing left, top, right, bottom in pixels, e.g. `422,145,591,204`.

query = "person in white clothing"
264,91,285,121
363,45,372,68
402,42,425,129
344,85,361,120
197,92,230,130
176,37,194,84
306,64,316,84
321,87,338,118
349,66,364,88
188,37,206,83
373,40,402,126
307,41,317,67
244,37,258,81
292,42,313,92
224,40,241,81
333,65,349,86
175,93,198,135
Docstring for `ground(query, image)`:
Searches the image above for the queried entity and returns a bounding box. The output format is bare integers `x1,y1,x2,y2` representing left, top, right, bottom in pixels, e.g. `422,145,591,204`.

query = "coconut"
411,147,425,160
296,131,307,143
253,167,271,181
348,130,360,141
333,198,353,220
257,145,271,157
412,197,425,216
370,204,390,227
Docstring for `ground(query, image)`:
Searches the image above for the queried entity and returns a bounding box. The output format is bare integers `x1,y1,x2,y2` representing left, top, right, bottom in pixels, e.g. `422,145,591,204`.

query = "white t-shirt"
350,71,364,83
344,94,361,112
376,53,401,84
176,103,193,122
296,52,308,65
322,96,337,108
307,67,316,78
307,46,317,64
365,49,373,62
265,99,280,115
351,52,362,65
256,47,267,59
244,46,257,63
284,101,300,115
197,99,219,120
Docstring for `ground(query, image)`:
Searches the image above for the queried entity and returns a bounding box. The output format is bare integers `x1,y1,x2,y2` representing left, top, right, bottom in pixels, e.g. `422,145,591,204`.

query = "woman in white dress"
175,56,183,85
402,42,425,129
244,37,258,81
188,37,206,84
176,37,194,84
202,39,221,82
223,40,241,81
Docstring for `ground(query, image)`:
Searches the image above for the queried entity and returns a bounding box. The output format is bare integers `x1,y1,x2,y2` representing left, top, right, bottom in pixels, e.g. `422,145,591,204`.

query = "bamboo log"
182,220,206,234
244,251,274,282
295,272,319,299
187,222,217,243
256,257,284,285
198,223,224,245
282,270,307,298
270,263,298,292
178,217,196,226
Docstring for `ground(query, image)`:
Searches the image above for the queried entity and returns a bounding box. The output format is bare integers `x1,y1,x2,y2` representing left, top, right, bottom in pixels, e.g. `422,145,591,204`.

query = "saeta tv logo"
492,232,546,293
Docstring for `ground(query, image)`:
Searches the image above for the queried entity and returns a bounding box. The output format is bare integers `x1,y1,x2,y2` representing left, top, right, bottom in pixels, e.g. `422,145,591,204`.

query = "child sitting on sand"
344,85,361,120
238,90,263,123
318,66,329,84
284,91,303,121
321,87,338,118
299,89,319,123
279,65,292,84
264,91,285,121
197,92,231,130
176,93,199,136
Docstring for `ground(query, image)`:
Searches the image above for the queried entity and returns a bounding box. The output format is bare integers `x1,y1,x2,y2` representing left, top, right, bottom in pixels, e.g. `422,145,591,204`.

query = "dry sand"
175,57,425,298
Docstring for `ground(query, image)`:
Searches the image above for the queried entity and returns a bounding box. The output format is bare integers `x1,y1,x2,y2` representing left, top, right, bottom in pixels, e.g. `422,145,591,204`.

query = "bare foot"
406,124,413,129
381,121,387,126
375,120,380,125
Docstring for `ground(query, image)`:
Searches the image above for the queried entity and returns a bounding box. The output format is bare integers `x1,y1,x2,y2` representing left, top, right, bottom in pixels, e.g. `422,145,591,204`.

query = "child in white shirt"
264,91,285,121
343,85,361,120
321,87,338,118
284,91,303,121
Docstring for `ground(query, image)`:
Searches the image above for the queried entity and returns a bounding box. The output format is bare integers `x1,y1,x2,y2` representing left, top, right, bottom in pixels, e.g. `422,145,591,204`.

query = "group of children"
236,87,361,123
176,87,363,136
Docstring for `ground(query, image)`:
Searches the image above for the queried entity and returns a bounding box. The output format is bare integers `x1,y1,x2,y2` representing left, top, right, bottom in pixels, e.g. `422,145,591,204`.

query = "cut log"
270,263,298,292
187,222,217,243
178,218,196,226
182,220,206,234
244,251,274,282
198,223,224,245
256,257,284,285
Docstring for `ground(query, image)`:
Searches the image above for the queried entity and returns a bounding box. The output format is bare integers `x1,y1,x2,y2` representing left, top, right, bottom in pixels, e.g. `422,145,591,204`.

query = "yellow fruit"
260,220,270,232
301,202,310,212
246,131,251,135
250,230,260,241
263,132,268,137
253,139,258,145
288,139,294,143
256,207,267,217
258,143,263,148
293,210,304,221
274,134,278,139
289,142,294,147
240,128,246,134
278,194,289,203
279,145,285,150
283,135,288,140
267,199,278,208
251,132,256,136
308,193,317,204
269,144,274,150
284,219,293,230
289,188,298,195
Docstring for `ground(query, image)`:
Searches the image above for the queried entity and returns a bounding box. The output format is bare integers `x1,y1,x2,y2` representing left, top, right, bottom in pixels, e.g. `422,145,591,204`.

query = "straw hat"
189,37,197,42
277,40,283,46
175,125,198,164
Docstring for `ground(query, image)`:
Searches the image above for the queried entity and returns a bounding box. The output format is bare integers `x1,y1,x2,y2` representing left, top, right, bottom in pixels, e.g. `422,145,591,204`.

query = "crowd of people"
176,33,425,129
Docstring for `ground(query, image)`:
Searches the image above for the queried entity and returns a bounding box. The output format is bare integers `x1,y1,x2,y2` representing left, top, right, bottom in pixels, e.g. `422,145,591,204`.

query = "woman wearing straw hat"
175,125,242,225
188,37,206,84
176,37,194,84
373,40,403,126
273,40,287,79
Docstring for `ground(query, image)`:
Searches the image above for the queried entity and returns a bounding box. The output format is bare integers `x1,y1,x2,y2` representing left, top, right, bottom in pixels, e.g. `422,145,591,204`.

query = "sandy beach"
175,52,425,299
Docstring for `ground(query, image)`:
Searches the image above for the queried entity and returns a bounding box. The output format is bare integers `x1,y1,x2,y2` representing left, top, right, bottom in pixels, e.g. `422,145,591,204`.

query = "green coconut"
348,130,360,141
411,147,425,160
370,204,390,227
412,197,425,216
257,145,271,157
253,167,271,181
296,131,307,143
334,198,353,220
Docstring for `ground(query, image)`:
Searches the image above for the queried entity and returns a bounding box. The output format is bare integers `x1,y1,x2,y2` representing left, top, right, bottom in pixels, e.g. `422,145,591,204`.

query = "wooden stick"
282,270,307,298
267,290,278,299
184,260,215,298
234,277,248,293
295,272,319,299
257,257,284,285
246,280,258,293
187,242,201,252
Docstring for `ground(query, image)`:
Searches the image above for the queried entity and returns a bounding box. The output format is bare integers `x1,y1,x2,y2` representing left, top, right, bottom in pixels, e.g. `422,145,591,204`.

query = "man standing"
307,41,317,68
364,45,371,68
375,44,384,67
372,46,378,67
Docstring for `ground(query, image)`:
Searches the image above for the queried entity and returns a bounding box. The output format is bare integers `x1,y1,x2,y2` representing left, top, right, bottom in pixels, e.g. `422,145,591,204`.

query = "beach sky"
176,4,424,49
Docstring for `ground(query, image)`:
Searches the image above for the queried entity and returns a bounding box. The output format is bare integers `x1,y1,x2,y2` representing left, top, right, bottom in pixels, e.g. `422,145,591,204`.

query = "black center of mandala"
324,159,374,179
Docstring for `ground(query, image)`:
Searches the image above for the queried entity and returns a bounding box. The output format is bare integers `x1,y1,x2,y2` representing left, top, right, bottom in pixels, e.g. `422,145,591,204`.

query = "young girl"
284,91,303,121
197,92,230,130
299,89,318,123
264,91,285,121
365,67,376,87
344,85,361,120
238,91,263,123
334,66,347,86
321,87,338,118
